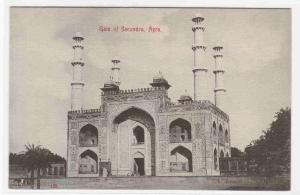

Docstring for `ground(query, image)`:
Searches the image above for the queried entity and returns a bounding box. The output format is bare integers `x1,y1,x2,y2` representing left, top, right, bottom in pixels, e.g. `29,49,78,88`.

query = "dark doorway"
134,158,145,176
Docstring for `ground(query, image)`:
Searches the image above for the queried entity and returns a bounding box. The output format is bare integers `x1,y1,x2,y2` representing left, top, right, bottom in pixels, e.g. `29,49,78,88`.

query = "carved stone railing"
132,142,144,145
169,139,192,144
68,108,103,119
166,100,211,107
68,108,102,114
79,143,98,147
101,87,166,96
101,87,168,103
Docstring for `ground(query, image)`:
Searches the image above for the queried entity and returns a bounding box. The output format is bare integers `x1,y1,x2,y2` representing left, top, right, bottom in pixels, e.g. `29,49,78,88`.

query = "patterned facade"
67,86,231,177
67,15,231,177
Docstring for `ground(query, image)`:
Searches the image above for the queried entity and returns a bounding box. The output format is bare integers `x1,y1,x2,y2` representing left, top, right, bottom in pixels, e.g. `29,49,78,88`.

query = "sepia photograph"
7,5,292,191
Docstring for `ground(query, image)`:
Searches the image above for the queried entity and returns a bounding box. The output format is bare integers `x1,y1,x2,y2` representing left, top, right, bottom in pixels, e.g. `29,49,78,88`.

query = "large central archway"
113,107,156,176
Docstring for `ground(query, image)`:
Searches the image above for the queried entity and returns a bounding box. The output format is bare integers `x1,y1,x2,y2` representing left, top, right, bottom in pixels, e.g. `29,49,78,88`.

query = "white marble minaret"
111,57,121,86
71,32,85,110
192,15,209,101
213,45,226,109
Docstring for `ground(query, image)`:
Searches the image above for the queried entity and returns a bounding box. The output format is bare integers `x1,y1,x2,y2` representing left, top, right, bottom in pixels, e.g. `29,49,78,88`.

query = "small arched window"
59,167,64,175
219,124,224,145
169,118,192,143
225,129,229,143
48,167,52,175
79,124,98,147
214,148,218,170
133,126,144,144
220,150,224,158
54,167,58,175
212,122,217,136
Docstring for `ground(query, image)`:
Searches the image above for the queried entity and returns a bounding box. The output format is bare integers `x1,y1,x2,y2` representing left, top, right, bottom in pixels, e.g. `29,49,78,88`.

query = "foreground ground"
9,176,290,190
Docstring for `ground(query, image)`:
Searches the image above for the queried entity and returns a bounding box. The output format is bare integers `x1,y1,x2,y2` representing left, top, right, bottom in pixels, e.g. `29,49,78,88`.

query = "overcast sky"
9,8,290,157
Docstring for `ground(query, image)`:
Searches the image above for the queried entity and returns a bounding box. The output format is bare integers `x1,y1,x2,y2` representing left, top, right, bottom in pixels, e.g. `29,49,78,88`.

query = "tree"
35,148,52,189
231,147,244,158
9,152,24,164
22,144,51,189
245,107,290,176
10,145,66,188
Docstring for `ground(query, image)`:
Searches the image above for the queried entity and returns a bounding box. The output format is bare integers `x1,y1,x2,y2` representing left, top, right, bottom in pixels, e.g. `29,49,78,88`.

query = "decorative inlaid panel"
70,130,78,145
158,116,167,141
160,160,166,170
70,146,78,161
159,141,167,159
70,121,78,129
195,122,201,139
70,161,76,171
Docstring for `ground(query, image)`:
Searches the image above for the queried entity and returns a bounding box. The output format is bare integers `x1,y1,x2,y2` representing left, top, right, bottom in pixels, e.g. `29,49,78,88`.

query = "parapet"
164,100,229,121
101,86,168,103
101,87,166,96
68,108,102,119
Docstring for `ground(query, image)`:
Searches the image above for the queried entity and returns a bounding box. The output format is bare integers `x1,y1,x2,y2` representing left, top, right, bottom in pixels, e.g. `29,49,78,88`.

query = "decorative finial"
192,14,205,23
112,56,120,64
213,44,223,51
73,32,84,41
158,70,163,77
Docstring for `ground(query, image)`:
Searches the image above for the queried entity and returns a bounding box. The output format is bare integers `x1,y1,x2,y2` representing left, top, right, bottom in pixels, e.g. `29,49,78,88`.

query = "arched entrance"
169,118,192,143
79,150,98,174
225,129,229,143
113,107,156,176
133,126,144,144
219,124,224,145
170,146,193,172
212,121,217,136
214,148,218,170
133,152,145,176
59,166,64,176
79,124,98,147
54,167,58,175
220,150,224,158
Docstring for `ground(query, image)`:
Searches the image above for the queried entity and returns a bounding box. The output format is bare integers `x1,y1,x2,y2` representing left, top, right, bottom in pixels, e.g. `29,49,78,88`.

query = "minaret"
111,57,121,86
213,45,226,109
192,14,209,101
71,32,85,111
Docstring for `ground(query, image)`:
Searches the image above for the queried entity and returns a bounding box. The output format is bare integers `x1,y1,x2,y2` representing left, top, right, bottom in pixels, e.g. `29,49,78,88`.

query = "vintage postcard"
7,5,292,192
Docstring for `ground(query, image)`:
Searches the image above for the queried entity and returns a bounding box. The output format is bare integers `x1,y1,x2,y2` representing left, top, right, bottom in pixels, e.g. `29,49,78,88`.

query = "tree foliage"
231,147,244,158
9,148,65,165
245,107,290,176
9,144,66,189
